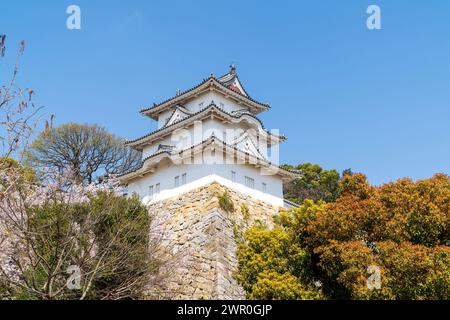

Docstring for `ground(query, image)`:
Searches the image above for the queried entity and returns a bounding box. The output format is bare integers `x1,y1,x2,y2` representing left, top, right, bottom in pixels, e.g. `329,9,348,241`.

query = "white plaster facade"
128,163,284,207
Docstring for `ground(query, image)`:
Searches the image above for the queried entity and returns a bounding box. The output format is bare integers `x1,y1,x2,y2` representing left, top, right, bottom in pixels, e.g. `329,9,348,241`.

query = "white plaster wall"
142,144,159,159
127,161,284,207
156,91,247,129
157,109,174,129
142,118,264,159
183,92,245,114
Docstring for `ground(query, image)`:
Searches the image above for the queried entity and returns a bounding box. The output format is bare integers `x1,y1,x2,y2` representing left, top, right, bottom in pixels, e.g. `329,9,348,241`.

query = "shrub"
218,191,235,212
241,204,250,221
2,191,156,300
249,271,322,300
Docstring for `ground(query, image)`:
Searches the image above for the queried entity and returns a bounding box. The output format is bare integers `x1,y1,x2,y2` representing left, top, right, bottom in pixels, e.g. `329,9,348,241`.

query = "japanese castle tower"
119,65,297,208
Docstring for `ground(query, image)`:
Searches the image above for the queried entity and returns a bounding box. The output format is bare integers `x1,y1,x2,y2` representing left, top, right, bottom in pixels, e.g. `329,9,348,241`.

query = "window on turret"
231,171,236,182
182,173,187,185
174,176,180,187
149,185,154,197
262,182,267,193
245,176,255,189
155,183,160,193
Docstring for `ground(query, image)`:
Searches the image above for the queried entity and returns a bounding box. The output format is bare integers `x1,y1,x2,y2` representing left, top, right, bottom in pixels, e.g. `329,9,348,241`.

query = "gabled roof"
140,66,270,119
231,131,267,160
127,102,286,150
163,105,192,128
217,64,249,97
118,135,299,183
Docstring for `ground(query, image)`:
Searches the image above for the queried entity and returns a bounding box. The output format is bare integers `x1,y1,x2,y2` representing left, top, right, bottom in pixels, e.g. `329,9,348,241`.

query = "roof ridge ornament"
230,63,236,75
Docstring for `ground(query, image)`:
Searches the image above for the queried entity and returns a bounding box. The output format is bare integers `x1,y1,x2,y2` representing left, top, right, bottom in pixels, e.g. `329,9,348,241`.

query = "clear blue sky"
2,0,450,185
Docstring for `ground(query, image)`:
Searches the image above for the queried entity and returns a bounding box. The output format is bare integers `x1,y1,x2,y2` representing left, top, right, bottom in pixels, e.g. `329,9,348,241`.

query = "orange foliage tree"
237,173,450,299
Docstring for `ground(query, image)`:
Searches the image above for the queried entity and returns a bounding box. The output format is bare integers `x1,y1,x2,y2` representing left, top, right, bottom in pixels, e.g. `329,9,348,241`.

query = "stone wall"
146,182,282,299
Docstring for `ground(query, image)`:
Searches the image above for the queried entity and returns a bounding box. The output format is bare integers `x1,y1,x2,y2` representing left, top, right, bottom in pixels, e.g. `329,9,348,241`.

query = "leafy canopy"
28,123,141,184
237,173,450,300
282,163,342,204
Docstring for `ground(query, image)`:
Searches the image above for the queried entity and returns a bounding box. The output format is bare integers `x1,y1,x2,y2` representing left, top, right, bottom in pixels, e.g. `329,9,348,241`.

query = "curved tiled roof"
118,135,299,181
140,73,270,118
126,102,285,150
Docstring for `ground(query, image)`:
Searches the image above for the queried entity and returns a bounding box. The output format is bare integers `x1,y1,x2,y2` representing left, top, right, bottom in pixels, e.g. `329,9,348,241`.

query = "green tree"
282,163,340,204
3,191,160,300
248,271,322,300
0,156,35,189
236,202,324,300
237,173,450,300
28,123,141,184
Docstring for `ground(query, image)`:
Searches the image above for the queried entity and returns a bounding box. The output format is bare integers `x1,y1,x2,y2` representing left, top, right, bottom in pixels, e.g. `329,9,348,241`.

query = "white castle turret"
119,65,298,208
